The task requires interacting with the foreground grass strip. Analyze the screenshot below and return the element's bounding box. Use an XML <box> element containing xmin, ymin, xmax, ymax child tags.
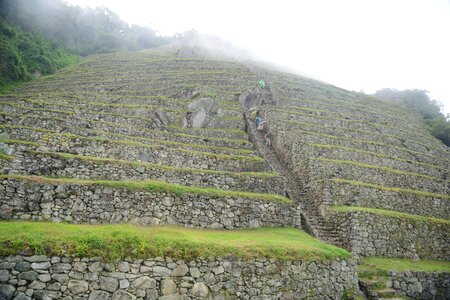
<box><xmin>329</xmin><ymin>206</ymin><xmax>450</xmax><ymax>225</ymax></box>
<box><xmin>330</xmin><ymin>178</ymin><xmax>450</xmax><ymax>200</ymax></box>
<box><xmin>0</xmin><ymin>222</ymin><xmax>350</xmax><ymax>261</ymax></box>
<box><xmin>315</xmin><ymin>158</ymin><xmax>447</xmax><ymax>182</ymax></box>
<box><xmin>359</xmin><ymin>257</ymin><xmax>450</xmax><ymax>274</ymax></box>
<box><xmin>1</xmin><ymin>174</ymin><xmax>291</xmax><ymax>203</ymax></box>
<box><xmin>30</xmin><ymin>150</ymin><xmax>279</xmax><ymax>178</ymax></box>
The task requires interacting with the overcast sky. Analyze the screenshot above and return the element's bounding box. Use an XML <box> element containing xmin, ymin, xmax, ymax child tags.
<box><xmin>65</xmin><ymin>0</ymin><xmax>450</xmax><ymax>115</ymax></box>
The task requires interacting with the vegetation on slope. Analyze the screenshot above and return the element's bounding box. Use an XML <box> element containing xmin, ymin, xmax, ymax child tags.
<box><xmin>358</xmin><ymin>257</ymin><xmax>450</xmax><ymax>278</ymax></box>
<box><xmin>0</xmin><ymin>174</ymin><xmax>291</xmax><ymax>203</ymax></box>
<box><xmin>0</xmin><ymin>222</ymin><xmax>351</xmax><ymax>261</ymax></box>
<box><xmin>0</xmin><ymin>16</ymin><xmax>77</xmax><ymax>89</ymax></box>
<box><xmin>374</xmin><ymin>89</ymin><xmax>450</xmax><ymax>146</ymax></box>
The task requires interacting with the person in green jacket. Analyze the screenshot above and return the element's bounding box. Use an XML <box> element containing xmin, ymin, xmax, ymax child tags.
<box><xmin>259</xmin><ymin>79</ymin><xmax>266</xmax><ymax>89</ymax></box>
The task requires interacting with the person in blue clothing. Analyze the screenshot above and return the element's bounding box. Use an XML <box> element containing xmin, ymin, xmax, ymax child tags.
<box><xmin>255</xmin><ymin>115</ymin><xmax>262</xmax><ymax>127</ymax></box>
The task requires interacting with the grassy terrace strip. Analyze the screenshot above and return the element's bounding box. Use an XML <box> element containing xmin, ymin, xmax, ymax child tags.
<box><xmin>1</xmin><ymin>99</ymin><xmax>188</xmax><ymax>119</ymax></box>
<box><xmin>273</xmin><ymin>108</ymin><xmax>442</xmax><ymax>148</ymax></box>
<box><xmin>51</xmin><ymin>133</ymin><xmax>262</xmax><ymax>162</ymax></box>
<box><xmin>329</xmin><ymin>178</ymin><xmax>450</xmax><ymax>200</ymax></box>
<box><xmin>284</xmin><ymin>104</ymin><xmax>427</xmax><ymax>134</ymax></box>
<box><xmin>0</xmin><ymin>174</ymin><xmax>291</xmax><ymax>203</ymax></box>
<box><xmin>280</xmin><ymin>97</ymin><xmax>412</xmax><ymax>119</ymax></box>
<box><xmin>0</xmin><ymin>222</ymin><xmax>350</xmax><ymax>261</ymax></box>
<box><xmin>167</xmin><ymin>125</ymin><xmax>246</xmax><ymax>135</ymax></box>
<box><xmin>28</xmin><ymin>150</ymin><xmax>279</xmax><ymax>178</ymax></box>
<box><xmin>329</xmin><ymin>206</ymin><xmax>450</xmax><ymax>225</ymax></box>
<box><xmin>358</xmin><ymin>257</ymin><xmax>450</xmax><ymax>276</ymax></box>
<box><xmin>0</xmin><ymin>152</ymin><xmax>14</xmax><ymax>160</ymax></box>
<box><xmin>0</xmin><ymin>111</ymin><xmax>252</xmax><ymax>147</ymax></box>
<box><xmin>287</xmin><ymin>128</ymin><xmax>449</xmax><ymax>164</ymax></box>
<box><xmin>304</xmin><ymin>143</ymin><xmax>445</xmax><ymax>171</ymax></box>
<box><xmin>315</xmin><ymin>158</ymin><xmax>448</xmax><ymax>182</ymax></box>
<box><xmin>0</xmin><ymin>136</ymin><xmax>260</xmax><ymax>163</ymax></box>
<box><xmin>0</xmin><ymin>124</ymin><xmax>253</xmax><ymax>155</ymax></box>
<box><xmin>0</xmin><ymin>102</ymin><xmax>76</xmax><ymax>115</ymax></box>
<box><xmin>0</xmin><ymin>139</ymin><xmax>40</xmax><ymax>147</ymax></box>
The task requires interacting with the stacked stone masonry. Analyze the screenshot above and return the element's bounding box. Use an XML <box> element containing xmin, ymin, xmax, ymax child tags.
<box><xmin>0</xmin><ymin>179</ymin><xmax>300</xmax><ymax>230</ymax></box>
<box><xmin>328</xmin><ymin>211</ymin><xmax>449</xmax><ymax>260</ymax></box>
<box><xmin>0</xmin><ymin>255</ymin><xmax>359</xmax><ymax>300</ymax></box>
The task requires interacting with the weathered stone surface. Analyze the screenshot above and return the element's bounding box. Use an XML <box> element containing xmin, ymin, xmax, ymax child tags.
<box><xmin>132</xmin><ymin>276</ymin><xmax>156</xmax><ymax>289</ymax></box>
<box><xmin>17</xmin><ymin>271</ymin><xmax>37</xmax><ymax>282</ymax></box>
<box><xmin>144</xmin><ymin>288</ymin><xmax>158</xmax><ymax>300</ymax></box>
<box><xmin>14</xmin><ymin>262</ymin><xmax>31</xmax><ymax>272</ymax></box>
<box><xmin>161</xmin><ymin>279</ymin><xmax>177</xmax><ymax>295</ymax></box>
<box><xmin>0</xmin><ymin>270</ymin><xmax>9</xmax><ymax>282</ymax></box>
<box><xmin>88</xmin><ymin>290</ymin><xmax>110</xmax><ymax>300</ymax></box>
<box><xmin>0</xmin><ymin>284</ymin><xmax>15</xmax><ymax>299</ymax></box>
<box><xmin>153</xmin><ymin>266</ymin><xmax>171</xmax><ymax>277</ymax></box>
<box><xmin>117</xmin><ymin>262</ymin><xmax>130</xmax><ymax>273</ymax></box>
<box><xmin>171</xmin><ymin>265</ymin><xmax>189</xmax><ymax>277</ymax></box>
<box><xmin>192</xmin><ymin>282</ymin><xmax>209</xmax><ymax>298</ymax></box>
<box><xmin>31</xmin><ymin>261</ymin><xmax>51</xmax><ymax>270</ymax></box>
<box><xmin>68</xmin><ymin>280</ymin><xmax>89</xmax><ymax>294</ymax></box>
<box><xmin>112</xmin><ymin>290</ymin><xmax>136</xmax><ymax>300</ymax></box>
<box><xmin>99</xmin><ymin>276</ymin><xmax>118</xmax><ymax>293</ymax></box>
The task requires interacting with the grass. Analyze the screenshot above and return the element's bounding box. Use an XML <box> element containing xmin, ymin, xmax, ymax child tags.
<box><xmin>0</xmin><ymin>222</ymin><xmax>351</xmax><ymax>261</ymax></box>
<box><xmin>330</xmin><ymin>178</ymin><xmax>450</xmax><ymax>200</ymax></box>
<box><xmin>286</xmin><ymin>128</ymin><xmax>448</xmax><ymax>163</ymax></box>
<box><xmin>0</xmin><ymin>124</ymin><xmax>254</xmax><ymax>155</ymax></box>
<box><xmin>0</xmin><ymin>139</ymin><xmax>40</xmax><ymax>147</ymax></box>
<box><xmin>329</xmin><ymin>206</ymin><xmax>450</xmax><ymax>225</ymax></box>
<box><xmin>1</xmin><ymin>174</ymin><xmax>291</xmax><ymax>203</ymax></box>
<box><xmin>358</xmin><ymin>257</ymin><xmax>450</xmax><ymax>278</ymax></box>
<box><xmin>30</xmin><ymin>150</ymin><xmax>279</xmax><ymax>178</ymax></box>
<box><xmin>315</xmin><ymin>157</ymin><xmax>446</xmax><ymax>182</ymax></box>
<box><xmin>303</xmin><ymin>142</ymin><xmax>445</xmax><ymax>171</ymax></box>
<box><xmin>0</xmin><ymin>152</ymin><xmax>14</xmax><ymax>160</ymax></box>
<box><xmin>275</xmin><ymin>108</ymin><xmax>443</xmax><ymax>149</ymax></box>
<box><xmin>285</xmin><ymin>119</ymin><xmax>446</xmax><ymax>156</ymax></box>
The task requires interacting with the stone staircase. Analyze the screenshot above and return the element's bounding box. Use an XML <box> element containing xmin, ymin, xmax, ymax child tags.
<box><xmin>243</xmin><ymin>103</ymin><xmax>345</xmax><ymax>247</ymax></box>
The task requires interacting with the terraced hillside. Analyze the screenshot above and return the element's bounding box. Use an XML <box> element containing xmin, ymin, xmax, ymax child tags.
<box><xmin>252</xmin><ymin>66</ymin><xmax>449</xmax><ymax>260</ymax></box>
<box><xmin>0</xmin><ymin>49</ymin><xmax>448</xmax><ymax>299</ymax></box>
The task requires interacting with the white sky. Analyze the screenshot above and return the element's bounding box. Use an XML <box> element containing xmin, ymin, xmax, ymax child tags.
<box><xmin>64</xmin><ymin>0</ymin><xmax>450</xmax><ymax>115</ymax></box>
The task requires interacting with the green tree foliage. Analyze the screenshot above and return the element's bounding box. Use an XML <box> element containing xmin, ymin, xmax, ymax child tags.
<box><xmin>0</xmin><ymin>16</ymin><xmax>77</xmax><ymax>89</ymax></box>
<box><xmin>374</xmin><ymin>88</ymin><xmax>450</xmax><ymax>146</ymax></box>
<box><xmin>0</xmin><ymin>0</ymin><xmax>165</xmax><ymax>56</ymax></box>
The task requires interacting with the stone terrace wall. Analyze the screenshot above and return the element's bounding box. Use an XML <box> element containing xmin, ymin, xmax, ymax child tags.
<box><xmin>320</xmin><ymin>180</ymin><xmax>448</xmax><ymax>219</ymax></box>
<box><xmin>2</xmin><ymin>151</ymin><xmax>285</xmax><ymax>196</ymax></box>
<box><xmin>0</xmin><ymin>255</ymin><xmax>359</xmax><ymax>300</ymax></box>
<box><xmin>328</xmin><ymin>211</ymin><xmax>449</xmax><ymax>260</ymax></box>
<box><xmin>0</xmin><ymin>179</ymin><xmax>300</xmax><ymax>230</ymax></box>
<box><xmin>388</xmin><ymin>271</ymin><xmax>450</xmax><ymax>300</ymax></box>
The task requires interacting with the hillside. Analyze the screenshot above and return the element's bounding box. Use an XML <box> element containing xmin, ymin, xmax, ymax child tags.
<box><xmin>0</xmin><ymin>49</ymin><xmax>449</xmax><ymax>299</ymax></box>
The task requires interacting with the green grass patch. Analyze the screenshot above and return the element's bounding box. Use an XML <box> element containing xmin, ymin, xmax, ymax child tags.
<box><xmin>30</xmin><ymin>150</ymin><xmax>278</xmax><ymax>178</ymax></box>
<box><xmin>0</xmin><ymin>222</ymin><xmax>350</xmax><ymax>261</ymax></box>
<box><xmin>0</xmin><ymin>124</ymin><xmax>56</xmax><ymax>133</ymax></box>
<box><xmin>0</xmin><ymin>101</ymin><xmax>76</xmax><ymax>115</ymax></box>
<box><xmin>284</xmin><ymin>119</ymin><xmax>446</xmax><ymax>157</ymax></box>
<box><xmin>315</xmin><ymin>158</ymin><xmax>446</xmax><ymax>182</ymax></box>
<box><xmin>359</xmin><ymin>257</ymin><xmax>450</xmax><ymax>275</ymax></box>
<box><xmin>0</xmin><ymin>139</ymin><xmax>40</xmax><ymax>147</ymax></box>
<box><xmin>329</xmin><ymin>206</ymin><xmax>450</xmax><ymax>225</ymax></box>
<box><xmin>286</xmin><ymin>128</ymin><xmax>448</xmax><ymax>163</ymax></box>
<box><xmin>304</xmin><ymin>142</ymin><xmax>444</xmax><ymax>171</ymax></box>
<box><xmin>330</xmin><ymin>178</ymin><xmax>450</xmax><ymax>200</ymax></box>
<box><xmin>1</xmin><ymin>174</ymin><xmax>291</xmax><ymax>203</ymax></box>
<box><xmin>0</xmin><ymin>152</ymin><xmax>14</xmax><ymax>160</ymax></box>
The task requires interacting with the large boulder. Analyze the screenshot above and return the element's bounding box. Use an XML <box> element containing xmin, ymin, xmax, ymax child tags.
<box><xmin>183</xmin><ymin>98</ymin><xmax>218</xmax><ymax>128</ymax></box>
